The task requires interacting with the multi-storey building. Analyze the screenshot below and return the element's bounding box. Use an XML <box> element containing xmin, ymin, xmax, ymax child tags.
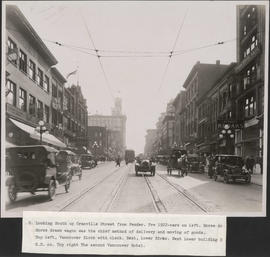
<box><xmin>153</xmin><ymin>112</ymin><xmax>165</xmax><ymax>155</ymax></box>
<box><xmin>234</xmin><ymin>5</ymin><xmax>265</xmax><ymax>163</ymax></box>
<box><xmin>160</xmin><ymin>100</ymin><xmax>175</xmax><ymax>153</ymax></box>
<box><xmin>181</xmin><ymin>60</ymin><xmax>230</xmax><ymax>152</ymax></box>
<box><xmin>196</xmin><ymin>63</ymin><xmax>236</xmax><ymax>154</ymax></box>
<box><xmin>88</xmin><ymin>97</ymin><xmax>126</xmax><ymax>156</ymax></box>
<box><xmin>173</xmin><ymin>90</ymin><xmax>186</xmax><ymax>147</ymax></box>
<box><xmin>5</xmin><ymin>5</ymin><xmax>65</xmax><ymax>148</ymax></box>
<box><xmin>144</xmin><ymin>129</ymin><xmax>157</xmax><ymax>158</ymax></box>
<box><xmin>87</xmin><ymin>126</ymin><xmax>107</xmax><ymax>156</ymax></box>
<box><xmin>63</xmin><ymin>84</ymin><xmax>88</xmax><ymax>149</ymax></box>
<box><xmin>50</xmin><ymin>67</ymin><xmax>66</xmax><ymax>142</ymax></box>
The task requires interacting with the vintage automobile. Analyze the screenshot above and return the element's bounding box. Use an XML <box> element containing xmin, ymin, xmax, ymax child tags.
<box><xmin>135</xmin><ymin>159</ymin><xmax>156</xmax><ymax>176</ymax></box>
<box><xmin>80</xmin><ymin>154</ymin><xmax>96</xmax><ymax>169</ymax></box>
<box><xmin>213</xmin><ymin>154</ymin><xmax>251</xmax><ymax>184</ymax></box>
<box><xmin>5</xmin><ymin>145</ymin><xmax>72</xmax><ymax>202</ymax></box>
<box><xmin>167</xmin><ymin>149</ymin><xmax>187</xmax><ymax>176</ymax></box>
<box><xmin>187</xmin><ymin>154</ymin><xmax>205</xmax><ymax>173</ymax></box>
<box><xmin>57</xmin><ymin>150</ymin><xmax>82</xmax><ymax>180</ymax></box>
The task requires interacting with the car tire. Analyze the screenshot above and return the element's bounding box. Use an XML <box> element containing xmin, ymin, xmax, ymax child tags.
<box><xmin>224</xmin><ymin>175</ymin><xmax>229</xmax><ymax>184</ymax></box>
<box><xmin>214</xmin><ymin>174</ymin><xmax>217</xmax><ymax>181</ymax></box>
<box><xmin>8</xmin><ymin>184</ymin><xmax>17</xmax><ymax>202</ymax></box>
<box><xmin>246</xmin><ymin>175</ymin><xmax>251</xmax><ymax>184</ymax></box>
<box><xmin>135</xmin><ymin>171</ymin><xmax>138</xmax><ymax>176</ymax></box>
<box><xmin>65</xmin><ymin>179</ymin><xmax>71</xmax><ymax>193</ymax></box>
<box><xmin>48</xmin><ymin>180</ymin><xmax>56</xmax><ymax>201</ymax></box>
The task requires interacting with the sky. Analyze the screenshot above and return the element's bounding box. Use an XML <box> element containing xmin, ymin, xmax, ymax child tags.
<box><xmin>7</xmin><ymin>1</ymin><xmax>243</xmax><ymax>154</ymax></box>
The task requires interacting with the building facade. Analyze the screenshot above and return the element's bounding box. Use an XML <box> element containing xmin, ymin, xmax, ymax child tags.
<box><xmin>63</xmin><ymin>84</ymin><xmax>88</xmax><ymax>149</ymax></box>
<box><xmin>196</xmin><ymin>63</ymin><xmax>237</xmax><ymax>155</ymax></box>
<box><xmin>5</xmin><ymin>5</ymin><xmax>65</xmax><ymax>148</ymax></box>
<box><xmin>234</xmin><ymin>5</ymin><xmax>265</xmax><ymax>164</ymax></box>
<box><xmin>88</xmin><ymin>97</ymin><xmax>127</xmax><ymax>157</ymax></box>
<box><xmin>181</xmin><ymin>61</ymin><xmax>230</xmax><ymax>153</ymax></box>
<box><xmin>144</xmin><ymin>129</ymin><xmax>157</xmax><ymax>158</ymax></box>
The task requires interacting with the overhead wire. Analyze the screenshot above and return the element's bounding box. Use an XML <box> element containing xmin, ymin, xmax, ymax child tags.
<box><xmin>156</xmin><ymin>9</ymin><xmax>189</xmax><ymax>93</ymax></box>
<box><xmin>79</xmin><ymin>9</ymin><xmax>115</xmax><ymax>99</ymax></box>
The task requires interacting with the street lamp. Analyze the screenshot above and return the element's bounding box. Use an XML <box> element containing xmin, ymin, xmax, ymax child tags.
<box><xmin>36</xmin><ymin>120</ymin><xmax>49</xmax><ymax>145</ymax></box>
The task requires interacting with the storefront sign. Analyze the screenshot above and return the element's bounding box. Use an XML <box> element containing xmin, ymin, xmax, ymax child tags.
<box><xmin>217</xmin><ymin>120</ymin><xmax>244</xmax><ymax>129</ymax></box>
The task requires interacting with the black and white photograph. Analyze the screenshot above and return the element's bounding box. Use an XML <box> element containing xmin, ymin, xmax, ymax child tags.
<box><xmin>1</xmin><ymin>0</ymin><xmax>268</xmax><ymax>219</ymax></box>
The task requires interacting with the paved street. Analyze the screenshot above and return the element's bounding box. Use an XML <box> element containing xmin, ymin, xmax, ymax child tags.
<box><xmin>4</xmin><ymin>162</ymin><xmax>262</xmax><ymax>217</ymax></box>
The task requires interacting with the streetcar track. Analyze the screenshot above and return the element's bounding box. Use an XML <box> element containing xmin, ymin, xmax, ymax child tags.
<box><xmin>102</xmin><ymin>165</ymin><xmax>130</xmax><ymax>212</ymax></box>
<box><xmin>143</xmin><ymin>174</ymin><xmax>167</xmax><ymax>213</ymax></box>
<box><xmin>59</xmin><ymin>165</ymin><xmax>124</xmax><ymax>211</ymax></box>
<box><xmin>156</xmin><ymin>173</ymin><xmax>208</xmax><ymax>213</ymax></box>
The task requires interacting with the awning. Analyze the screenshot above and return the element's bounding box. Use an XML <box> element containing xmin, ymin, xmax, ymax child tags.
<box><xmin>6</xmin><ymin>141</ymin><xmax>16</xmax><ymax>148</ymax></box>
<box><xmin>9</xmin><ymin>118</ymin><xmax>66</xmax><ymax>148</ymax></box>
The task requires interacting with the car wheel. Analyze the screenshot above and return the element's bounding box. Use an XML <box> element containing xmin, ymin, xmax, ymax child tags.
<box><xmin>246</xmin><ymin>175</ymin><xmax>251</xmax><ymax>184</ymax></box>
<box><xmin>224</xmin><ymin>175</ymin><xmax>229</xmax><ymax>184</ymax></box>
<box><xmin>48</xmin><ymin>180</ymin><xmax>56</xmax><ymax>200</ymax></box>
<box><xmin>136</xmin><ymin>171</ymin><xmax>138</xmax><ymax>176</ymax></box>
<box><xmin>214</xmin><ymin>174</ymin><xmax>217</xmax><ymax>181</ymax></box>
<box><xmin>65</xmin><ymin>179</ymin><xmax>71</xmax><ymax>193</ymax></box>
<box><xmin>8</xmin><ymin>184</ymin><xmax>17</xmax><ymax>202</ymax></box>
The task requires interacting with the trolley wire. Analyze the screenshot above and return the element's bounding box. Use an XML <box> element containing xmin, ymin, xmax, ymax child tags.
<box><xmin>79</xmin><ymin>10</ymin><xmax>115</xmax><ymax>99</ymax></box>
<box><xmin>157</xmin><ymin>9</ymin><xmax>189</xmax><ymax>93</ymax></box>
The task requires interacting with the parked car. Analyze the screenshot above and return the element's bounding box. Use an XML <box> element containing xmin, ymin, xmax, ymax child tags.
<box><xmin>187</xmin><ymin>154</ymin><xmax>205</xmax><ymax>173</ymax></box>
<box><xmin>213</xmin><ymin>154</ymin><xmax>250</xmax><ymax>184</ymax></box>
<box><xmin>5</xmin><ymin>145</ymin><xmax>72</xmax><ymax>202</ymax></box>
<box><xmin>135</xmin><ymin>159</ymin><xmax>156</xmax><ymax>176</ymax></box>
<box><xmin>57</xmin><ymin>150</ymin><xmax>82</xmax><ymax>180</ymax></box>
<box><xmin>80</xmin><ymin>154</ymin><xmax>96</xmax><ymax>169</ymax></box>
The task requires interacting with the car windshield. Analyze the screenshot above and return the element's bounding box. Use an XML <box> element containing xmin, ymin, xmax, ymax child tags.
<box><xmin>188</xmin><ymin>157</ymin><xmax>198</xmax><ymax>162</ymax></box>
<box><xmin>219</xmin><ymin>156</ymin><xmax>243</xmax><ymax>166</ymax></box>
<box><xmin>82</xmin><ymin>156</ymin><xmax>92</xmax><ymax>161</ymax></box>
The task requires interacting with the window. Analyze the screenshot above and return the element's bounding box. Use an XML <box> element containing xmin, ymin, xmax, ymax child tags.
<box><xmin>7</xmin><ymin>38</ymin><xmax>17</xmax><ymax>65</ymax></box>
<box><xmin>29</xmin><ymin>60</ymin><xmax>36</xmax><ymax>81</ymax></box>
<box><xmin>52</xmin><ymin>108</ymin><xmax>57</xmax><ymax>125</ymax></box>
<box><xmin>37</xmin><ymin>68</ymin><xmax>43</xmax><ymax>87</ymax></box>
<box><xmin>19</xmin><ymin>50</ymin><xmax>27</xmax><ymax>73</ymax></box>
<box><xmin>45</xmin><ymin>105</ymin><xmax>50</xmax><ymax>123</ymax></box>
<box><xmin>244</xmin><ymin>96</ymin><xmax>256</xmax><ymax>118</ymax></box>
<box><xmin>29</xmin><ymin>95</ymin><xmax>36</xmax><ymax>115</ymax></box>
<box><xmin>243</xmin><ymin>25</ymin><xmax>247</xmax><ymax>36</ymax></box>
<box><xmin>19</xmin><ymin>88</ymin><xmax>27</xmax><ymax>111</ymax></box>
<box><xmin>37</xmin><ymin>100</ymin><xmax>43</xmax><ymax>119</ymax></box>
<box><xmin>44</xmin><ymin>75</ymin><xmax>50</xmax><ymax>92</ymax></box>
<box><xmin>52</xmin><ymin>83</ymin><xmax>57</xmax><ymax>98</ymax></box>
<box><xmin>6</xmin><ymin>80</ymin><xmax>16</xmax><ymax>106</ymax></box>
<box><xmin>228</xmin><ymin>84</ymin><xmax>233</xmax><ymax>97</ymax></box>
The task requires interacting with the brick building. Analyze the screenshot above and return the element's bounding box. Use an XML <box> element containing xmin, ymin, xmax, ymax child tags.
<box><xmin>5</xmin><ymin>5</ymin><xmax>65</xmax><ymax>148</ymax></box>
<box><xmin>181</xmin><ymin>61</ymin><xmax>230</xmax><ymax>153</ymax></box>
<box><xmin>234</xmin><ymin>5</ymin><xmax>265</xmax><ymax>163</ymax></box>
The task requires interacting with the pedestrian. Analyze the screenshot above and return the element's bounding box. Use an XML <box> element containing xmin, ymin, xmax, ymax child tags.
<box><xmin>181</xmin><ymin>154</ymin><xmax>188</xmax><ymax>176</ymax></box>
<box><xmin>116</xmin><ymin>156</ymin><xmax>121</xmax><ymax>167</ymax></box>
<box><xmin>249</xmin><ymin>156</ymin><xmax>255</xmax><ymax>174</ymax></box>
<box><xmin>208</xmin><ymin>154</ymin><xmax>214</xmax><ymax>178</ymax></box>
<box><xmin>245</xmin><ymin>156</ymin><xmax>252</xmax><ymax>173</ymax></box>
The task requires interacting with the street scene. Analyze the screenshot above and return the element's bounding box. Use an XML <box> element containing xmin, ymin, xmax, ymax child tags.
<box><xmin>4</xmin><ymin>161</ymin><xmax>262</xmax><ymax>217</ymax></box>
<box><xmin>2</xmin><ymin>2</ymin><xmax>267</xmax><ymax>217</ymax></box>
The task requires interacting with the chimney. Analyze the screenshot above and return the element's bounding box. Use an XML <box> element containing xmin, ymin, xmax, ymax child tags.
<box><xmin>216</xmin><ymin>60</ymin><xmax>220</xmax><ymax>65</ymax></box>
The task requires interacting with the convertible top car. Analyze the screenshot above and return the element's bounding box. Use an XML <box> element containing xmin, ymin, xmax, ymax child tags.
<box><xmin>135</xmin><ymin>159</ymin><xmax>156</xmax><ymax>176</ymax></box>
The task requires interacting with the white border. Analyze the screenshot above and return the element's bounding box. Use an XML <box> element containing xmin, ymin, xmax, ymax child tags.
<box><xmin>1</xmin><ymin>0</ymin><xmax>269</xmax><ymax>218</ymax></box>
